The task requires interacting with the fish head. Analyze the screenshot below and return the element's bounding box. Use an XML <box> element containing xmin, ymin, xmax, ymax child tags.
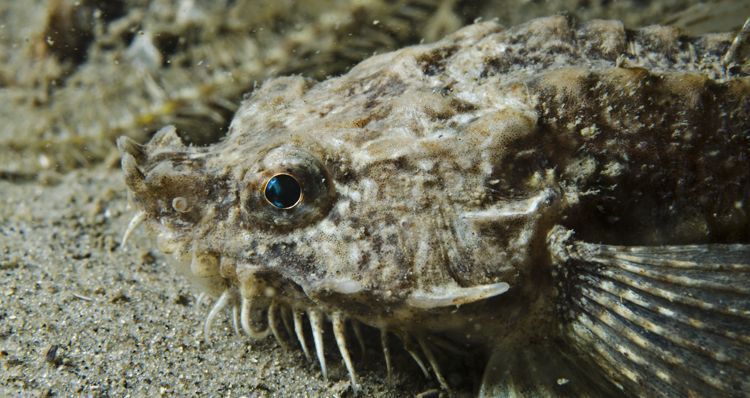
<box><xmin>119</xmin><ymin>66</ymin><xmax>553</xmax><ymax>336</ymax></box>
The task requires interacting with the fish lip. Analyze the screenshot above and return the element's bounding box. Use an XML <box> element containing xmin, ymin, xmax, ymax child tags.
<box><xmin>238</xmin><ymin>266</ymin><xmax>317</xmax><ymax>309</ymax></box>
<box><xmin>238</xmin><ymin>264</ymin><xmax>379</xmax><ymax>313</ymax></box>
<box><xmin>306</xmin><ymin>277</ymin><xmax>365</xmax><ymax>295</ymax></box>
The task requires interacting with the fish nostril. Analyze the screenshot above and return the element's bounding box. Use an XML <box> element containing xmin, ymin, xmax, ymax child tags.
<box><xmin>121</xmin><ymin>153</ymin><xmax>147</xmax><ymax>193</ymax></box>
<box><xmin>116</xmin><ymin>136</ymin><xmax>146</xmax><ymax>163</ymax></box>
<box><xmin>172</xmin><ymin>196</ymin><xmax>190</xmax><ymax>212</ymax></box>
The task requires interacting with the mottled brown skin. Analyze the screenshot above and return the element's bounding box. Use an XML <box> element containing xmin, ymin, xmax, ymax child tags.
<box><xmin>531</xmin><ymin>68</ymin><xmax>750</xmax><ymax>246</ymax></box>
<box><xmin>120</xmin><ymin>16</ymin><xmax>750</xmax><ymax>396</ymax></box>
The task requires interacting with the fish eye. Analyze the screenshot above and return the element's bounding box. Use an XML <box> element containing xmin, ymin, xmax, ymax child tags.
<box><xmin>241</xmin><ymin>146</ymin><xmax>334</xmax><ymax>227</ymax></box>
<box><xmin>263</xmin><ymin>173</ymin><xmax>302</xmax><ymax>209</ymax></box>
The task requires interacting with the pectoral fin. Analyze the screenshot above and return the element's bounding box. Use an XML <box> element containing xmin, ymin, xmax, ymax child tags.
<box><xmin>548</xmin><ymin>226</ymin><xmax>750</xmax><ymax>397</ymax></box>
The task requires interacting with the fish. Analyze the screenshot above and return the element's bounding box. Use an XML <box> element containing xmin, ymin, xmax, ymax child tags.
<box><xmin>118</xmin><ymin>15</ymin><xmax>750</xmax><ymax>397</ymax></box>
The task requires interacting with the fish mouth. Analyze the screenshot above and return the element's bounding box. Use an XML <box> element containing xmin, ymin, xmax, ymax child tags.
<box><xmin>119</xmin><ymin>218</ymin><xmax>454</xmax><ymax>391</ymax></box>
<box><xmin>143</xmin><ymin>227</ymin><xmax>470</xmax><ymax>392</ymax></box>
<box><xmin>189</xmin><ymin>252</ymin><xmax>509</xmax><ymax>393</ymax></box>
<box><xmin>199</xmin><ymin>270</ymin><xmax>464</xmax><ymax>393</ymax></box>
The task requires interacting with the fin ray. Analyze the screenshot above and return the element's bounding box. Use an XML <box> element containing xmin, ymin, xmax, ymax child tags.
<box><xmin>580</xmin><ymin>271</ymin><xmax>750</xmax><ymax>345</ymax></box>
<box><xmin>578</xmin><ymin>289</ymin><xmax>748</xmax><ymax>393</ymax></box>
<box><xmin>595</xmin><ymin>266</ymin><xmax>750</xmax><ymax>317</ymax></box>
<box><xmin>576</xmin><ymin>242</ymin><xmax>750</xmax><ymax>294</ymax></box>
<box><xmin>550</xmin><ymin>227</ymin><xmax>750</xmax><ymax>397</ymax></box>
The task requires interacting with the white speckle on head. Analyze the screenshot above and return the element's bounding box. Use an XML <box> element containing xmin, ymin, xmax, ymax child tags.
<box><xmin>334</xmin><ymin>199</ymin><xmax>351</xmax><ymax>215</ymax></box>
<box><xmin>327</xmin><ymin>137</ymin><xmax>347</xmax><ymax>149</ymax></box>
<box><xmin>360</xmin><ymin>178</ymin><xmax>379</xmax><ymax>201</ymax></box>
<box><xmin>228</xmin><ymin>208</ymin><xmax>241</xmax><ymax>224</ymax></box>
<box><xmin>580</xmin><ymin>125</ymin><xmax>599</xmax><ymax>139</ymax></box>
<box><xmin>318</xmin><ymin>219</ymin><xmax>340</xmax><ymax>237</ymax></box>
<box><xmin>335</xmin><ymin>183</ymin><xmax>361</xmax><ymax>203</ymax></box>
<box><xmin>417</xmin><ymin>159</ymin><xmax>435</xmax><ymax>172</ymax></box>
<box><xmin>240</xmin><ymin>231</ymin><xmax>253</xmax><ymax>243</ymax></box>
<box><xmin>348</xmin><ymin>245</ymin><xmax>362</xmax><ymax>265</ymax></box>
<box><xmin>38</xmin><ymin>154</ymin><xmax>52</xmax><ymax>169</ymax></box>
<box><xmin>414</xmin><ymin>234</ymin><xmax>431</xmax><ymax>275</ymax></box>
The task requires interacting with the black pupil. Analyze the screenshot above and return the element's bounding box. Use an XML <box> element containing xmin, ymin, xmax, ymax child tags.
<box><xmin>264</xmin><ymin>174</ymin><xmax>301</xmax><ymax>209</ymax></box>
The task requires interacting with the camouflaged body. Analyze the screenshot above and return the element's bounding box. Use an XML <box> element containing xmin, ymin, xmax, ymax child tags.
<box><xmin>120</xmin><ymin>15</ymin><xmax>750</xmax><ymax>395</ymax></box>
